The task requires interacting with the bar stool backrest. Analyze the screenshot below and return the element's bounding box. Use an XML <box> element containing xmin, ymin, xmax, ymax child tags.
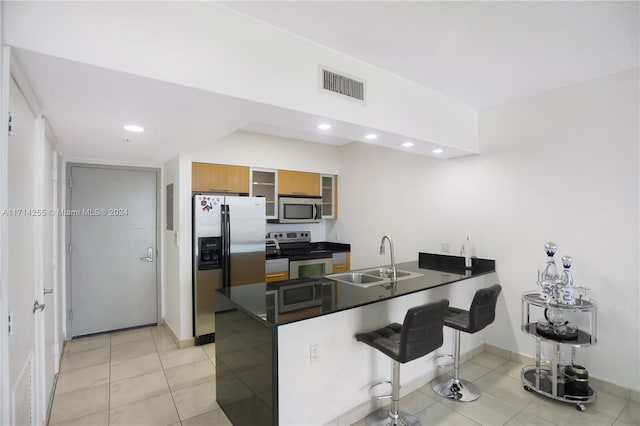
<box><xmin>468</xmin><ymin>284</ymin><xmax>502</xmax><ymax>333</ymax></box>
<box><xmin>400</xmin><ymin>299</ymin><xmax>450</xmax><ymax>362</ymax></box>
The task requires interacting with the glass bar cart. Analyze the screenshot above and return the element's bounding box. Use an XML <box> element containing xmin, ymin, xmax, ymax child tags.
<box><xmin>521</xmin><ymin>292</ymin><xmax>597</xmax><ymax>411</ymax></box>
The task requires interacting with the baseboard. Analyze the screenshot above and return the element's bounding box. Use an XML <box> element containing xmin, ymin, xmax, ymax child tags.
<box><xmin>161</xmin><ymin>321</ymin><xmax>194</xmax><ymax>349</ymax></box>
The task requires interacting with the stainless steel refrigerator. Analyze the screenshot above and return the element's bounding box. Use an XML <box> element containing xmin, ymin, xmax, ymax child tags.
<box><xmin>193</xmin><ymin>194</ymin><xmax>265</xmax><ymax>345</ymax></box>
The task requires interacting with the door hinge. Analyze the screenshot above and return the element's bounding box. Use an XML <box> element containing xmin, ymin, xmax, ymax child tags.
<box><xmin>69</xmin><ymin>175</ymin><xmax>73</xmax><ymax>188</ymax></box>
<box><xmin>52</xmin><ymin>169</ymin><xmax>58</xmax><ymax>182</ymax></box>
<box><xmin>68</xmin><ymin>310</ymin><xmax>73</xmax><ymax>321</ymax></box>
<box><xmin>8</xmin><ymin>312</ymin><xmax>12</xmax><ymax>334</ymax></box>
<box><xmin>8</xmin><ymin>112</ymin><xmax>14</xmax><ymax>135</ymax></box>
<box><xmin>68</xmin><ymin>243</ymin><xmax>72</xmax><ymax>254</ymax></box>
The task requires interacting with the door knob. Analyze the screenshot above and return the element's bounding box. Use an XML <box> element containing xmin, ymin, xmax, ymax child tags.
<box><xmin>33</xmin><ymin>300</ymin><xmax>45</xmax><ymax>313</ymax></box>
<box><xmin>44</xmin><ymin>288</ymin><xmax>53</xmax><ymax>295</ymax></box>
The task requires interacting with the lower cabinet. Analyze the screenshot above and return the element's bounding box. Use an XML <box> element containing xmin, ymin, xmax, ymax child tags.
<box><xmin>266</xmin><ymin>258</ymin><xmax>289</xmax><ymax>282</ymax></box>
<box><xmin>331</xmin><ymin>252</ymin><xmax>350</xmax><ymax>273</ymax></box>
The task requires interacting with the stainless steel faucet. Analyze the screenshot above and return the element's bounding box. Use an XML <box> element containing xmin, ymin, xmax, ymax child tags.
<box><xmin>379</xmin><ymin>235</ymin><xmax>397</xmax><ymax>280</ymax></box>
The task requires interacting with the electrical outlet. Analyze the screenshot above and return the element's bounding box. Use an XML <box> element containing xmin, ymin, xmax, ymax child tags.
<box><xmin>441</xmin><ymin>242</ymin><xmax>450</xmax><ymax>253</ymax></box>
<box><xmin>310</xmin><ymin>344</ymin><xmax>319</xmax><ymax>364</ymax></box>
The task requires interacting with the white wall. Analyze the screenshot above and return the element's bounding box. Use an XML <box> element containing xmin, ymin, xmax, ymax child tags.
<box><xmin>331</xmin><ymin>69</ymin><xmax>639</xmax><ymax>391</ymax></box>
<box><xmin>162</xmin><ymin>153</ymin><xmax>194</xmax><ymax>342</ymax></box>
<box><xmin>4</xmin><ymin>2</ymin><xmax>478</xmax><ymax>154</ymax></box>
<box><xmin>162</xmin><ymin>155</ymin><xmax>180</xmax><ymax>337</ymax></box>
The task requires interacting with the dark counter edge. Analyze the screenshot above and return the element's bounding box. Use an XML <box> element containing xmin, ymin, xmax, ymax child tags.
<box><xmin>217</xmin><ymin>254</ymin><xmax>496</xmax><ymax>327</ymax></box>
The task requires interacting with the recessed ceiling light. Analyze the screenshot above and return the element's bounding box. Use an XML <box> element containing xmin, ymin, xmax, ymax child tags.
<box><xmin>124</xmin><ymin>124</ymin><xmax>144</xmax><ymax>133</ymax></box>
<box><xmin>402</xmin><ymin>141</ymin><xmax>415</xmax><ymax>147</ymax></box>
<box><xmin>317</xmin><ymin>123</ymin><xmax>332</xmax><ymax>130</ymax></box>
<box><xmin>365</xmin><ymin>133</ymin><xmax>378</xmax><ymax>140</ymax></box>
<box><xmin>432</xmin><ymin>149</ymin><xmax>444</xmax><ymax>154</ymax></box>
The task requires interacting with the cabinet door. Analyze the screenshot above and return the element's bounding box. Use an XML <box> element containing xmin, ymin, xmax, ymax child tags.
<box><xmin>278</xmin><ymin>170</ymin><xmax>321</xmax><ymax>196</ymax></box>
<box><xmin>192</xmin><ymin>162</ymin><xmax>249</xmax><ymax>193</ymax></box>
<box><xmin>250</xmin><ymin>168</ymin><xmax>278</xmax><ymax>219</ymax></box>
<box><xmin>331</xmin><ymin>252</ymin><xmax>350</xmax><ymax>273</ymax></box>
<box><xmin>321</xmin><ymin>175</ymin><xmax>338</xmax><ymax>218</ymax></box>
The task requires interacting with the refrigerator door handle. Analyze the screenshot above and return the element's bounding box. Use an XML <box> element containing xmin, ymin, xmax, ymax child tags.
<box><xmin>222</xmin><ymin>205</ymin><xmax>231</xmax><ymax>287</ymax></box>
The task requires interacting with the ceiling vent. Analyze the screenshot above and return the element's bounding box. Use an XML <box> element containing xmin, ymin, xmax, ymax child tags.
<box><xmin>320</xmin><ymin>66</ymin><xmax>365</xmax><ymax>103</ymax></box>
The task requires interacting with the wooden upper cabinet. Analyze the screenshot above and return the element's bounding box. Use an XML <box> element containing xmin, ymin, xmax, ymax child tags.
<box><xmin>278</xmin><ymin>170</ymin><xmax>321</xmax><ymax>196</ymax></box>
<box><xmin>321</xmin><ymin>174</ymin><xmax>338</xmax><ymax>218</ymax></box>
<box><xmin>192</xmin><ymin>162</ymin><xmax>250</xmax><ymax>194</ymax></box>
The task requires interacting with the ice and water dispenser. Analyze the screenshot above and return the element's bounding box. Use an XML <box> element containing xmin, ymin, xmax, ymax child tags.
<box><xmin>198</xmin><ymin>237</ymin><xmax>222</xmax><ymax>270</ymax></box>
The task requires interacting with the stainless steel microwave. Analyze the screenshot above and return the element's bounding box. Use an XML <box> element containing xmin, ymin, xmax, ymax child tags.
<box><xmin>277</xmin><ymin>196</ymin><xmax>322</xmax><ymax>223</ymax></box>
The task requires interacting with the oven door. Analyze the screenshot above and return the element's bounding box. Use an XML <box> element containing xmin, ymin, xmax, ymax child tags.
<box><xmin>289</xmin><ymin>257</ymin><xmax>332</xmax><ymax>279</ymax></box>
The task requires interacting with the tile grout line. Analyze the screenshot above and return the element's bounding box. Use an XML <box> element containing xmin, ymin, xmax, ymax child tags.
<box><xmin>153</xmin><ymin>327</ymin><xmax>183</xmax><ymax>424</ymax></box>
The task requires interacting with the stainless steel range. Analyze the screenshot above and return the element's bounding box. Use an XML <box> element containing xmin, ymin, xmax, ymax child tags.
<box><xmin>267</xmin><ymin>231</ymin><xmax>333</xmax><ymax>279</ymax></box>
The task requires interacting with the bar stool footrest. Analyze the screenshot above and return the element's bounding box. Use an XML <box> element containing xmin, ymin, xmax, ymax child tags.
<box><xmin>435</xmin><ymin>354</ymin><xmax>454</xmax><ymax>368</ymax></box>
<box><xmin>369</xmin><ymin>380</ymin><xmax>393</xmax><ymax>399</ymax></box>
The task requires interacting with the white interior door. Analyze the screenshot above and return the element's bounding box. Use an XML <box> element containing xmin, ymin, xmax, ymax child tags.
<box><xmin>6</xmin><ymin>75</ymin><xmax>38</xmax><ymax>426</ymax></box>
<box><xmin>69</xmin><ymin>166</ymin><xmax>158</xmax><ymax>337</ymax></box>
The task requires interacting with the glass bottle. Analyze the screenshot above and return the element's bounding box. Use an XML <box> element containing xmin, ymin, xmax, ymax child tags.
<box><xmin>561</xmin><ymin>255</ymin><xmax>574</xmax><ymax>287</ymax></box>
<box><xmin>542</xmin><ymin>242</ymin><xmax>558</xmax><ymax>281</ymax></box>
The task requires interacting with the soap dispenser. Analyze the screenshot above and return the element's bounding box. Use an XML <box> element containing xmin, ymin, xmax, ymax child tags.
<box><xmin>463</xmin><ymin>236</ymin><xmax>472</xmax><ymax>269</ymax></box>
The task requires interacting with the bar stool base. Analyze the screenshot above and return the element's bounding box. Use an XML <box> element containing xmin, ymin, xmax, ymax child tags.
<box><xmin>364</xmin><ymin>407</ymin><xmax>420</xmax><ymax>426</ymax></box>
<box><xmin>432</xmin><ymin>375</ymin><xmax>480</xmax><ymax>402</ymax></box>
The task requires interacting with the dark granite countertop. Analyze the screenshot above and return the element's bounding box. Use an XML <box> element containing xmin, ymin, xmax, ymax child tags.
<box><xmin>216</xmin><ymin>254</ymin><xmax>495</xmax><ymax>326</ymax></box>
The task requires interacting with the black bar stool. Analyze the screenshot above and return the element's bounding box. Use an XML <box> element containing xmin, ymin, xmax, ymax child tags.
<box><xmin>431</xmin><ymin>284</ymin><xmax>502</xmax><ymax>402</ymax></box>
<box><xmin>355</xmin><ymin>299</ymin><xmax>449</xmax><ymax>426</ymax></box>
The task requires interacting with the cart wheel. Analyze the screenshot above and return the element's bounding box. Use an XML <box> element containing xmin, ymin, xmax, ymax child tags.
<box><xmin>576</xmin><ymin>404</ymin><xmax>585</xmax><ymax>412</ymax></box>
<box><xmin>523</xmin><ymin>385</ymin><xmax>530</xmax><ymax>392</ymax></box>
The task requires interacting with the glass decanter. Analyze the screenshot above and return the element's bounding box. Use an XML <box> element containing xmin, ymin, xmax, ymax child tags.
<box><xmin>542</xmin><ymin>242</ymin><xmax>558</xmax><ymax>281</ymax></box>
<box><xmin>561</xmin><ymin>255</ymin><xmax>574</xmax><ymax>287</ymax></box>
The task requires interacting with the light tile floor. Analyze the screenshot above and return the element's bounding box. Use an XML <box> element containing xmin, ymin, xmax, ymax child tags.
<box><xmin>50</xmin><ymin>327</ymin><xmax>639</xmax><ymax>426</ymax></box>
<box><xmin>353</xmin><ymin>352</ymin><xmax>639</xmax><ymax>426</ymax></box>
<box><xmin>49</xmin><ymin>325</ymin><xmax>231</xmax><ymax>426</ymax></box>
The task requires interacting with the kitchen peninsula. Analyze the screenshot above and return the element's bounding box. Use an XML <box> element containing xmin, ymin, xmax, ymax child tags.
<box><xmin>214</xmin><ymin>254</ymin><xmax>497</xmax><ymax>426</ymax></box>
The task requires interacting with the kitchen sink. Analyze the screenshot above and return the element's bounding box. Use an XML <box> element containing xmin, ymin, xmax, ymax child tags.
<box><xmin>327</xmin><ymin>272</ymin><xmax>385</xmax><ymax>287</ymax></box>
<box><xmin>360</xmin><ymin>268</ymin><xmax>412</xmax><ymax>279</ymax></box>
<box><xmin>327</xmin><ymin>269</ymin><xmax>424</xmax><ymax>287</ymax></box>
